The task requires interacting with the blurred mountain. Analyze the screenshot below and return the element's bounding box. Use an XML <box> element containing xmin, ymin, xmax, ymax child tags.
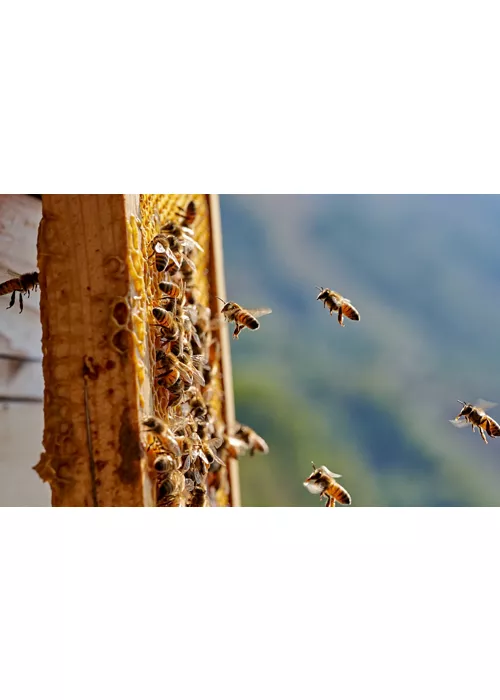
<box><xmin>219</xmin><ymin>195</ymin><xmax>500</xmax><ymax>507</ymax></box>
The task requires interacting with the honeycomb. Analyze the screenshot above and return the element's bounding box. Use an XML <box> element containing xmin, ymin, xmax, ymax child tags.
<box><xmin>138</xmin><ymin>195</ymin><xmax>230</xmax><ymax>507</ymax></box>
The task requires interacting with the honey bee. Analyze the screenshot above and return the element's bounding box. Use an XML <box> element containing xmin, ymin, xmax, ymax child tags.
<box><xmin>142</xmin><ymin>416</ymin><xmax>181</xmax><ymax>457</ymax></box>
<box><xmin>233</xmin><ymin>423</ymin><xmax>269</xmax><ymax>457</ymax></box>
<box><xmin>316</xmin><ymin>287</ymin><xmax>360</xmax><ymax>327</ymax></box>
<box><xmin>161</xmin><ymin>220</ymin><xmax>203</xmax><ymax>257</ymax></box>
<box><xmin>156</xmin><ymin>349</ymin><xmax>205</xmax><ymax>387</ymax></box>
<box><xmin>165</xmin><ymin>377</ymin><xmax>187</xmax><ymax>406</ymax></box>
<box><xmin>184</xmin><ymin>386</ymin><xmax>208</xmax><ymax>422</ymax></box>
<box><xmin>177</xmin><ymin>200</ymin><xmax>196</xmax><ymax>230</ymax></box>
<box><xmin>152</xmin><ymin>307</ymin><xmax>177</xmax><ymax>331</ymax></box>
<box><xmin>149</xmin><ymin>235</ymin><xmax>181</xmax><ymax>273</ymax></box>
<box><xmin>182</xmin><ymin>432</ymin><xmax>224</xmax><ymax>473</ymax></box>
<box><xmin>303</xmin><ymin>463</ymin><xmax>352</xmax><ymax>507</ymax></box>
<box><xmin>190</xmin><ymin>485</ymin><xmax>208</xmax><ymax>507</ymax></box>
<box><xmin>159</xmin><ymin>280</ymin><xmax>185</xmax><ymax>300</ymax></box>
<box><xmin>156</xmin><ymin>466</ymin><xmax>187</xmax><ymax>507</ymax></box>
<box><xmin>450</xmin><ymin>399</ymin><xmax>500</xmax><ymax>444</ymax></box>
<box><xmin>154</xmin><ymin>454</ymin><xmax>177</xmax><ymax>473</ymax></box>
<box><xmin>0</xmin><ymin>270</ymin><xmax>39</xmax><ymax>313</ymax></box>
<box><xmin>217</xmin><ymin>298</ymin><xmax>272</xmax><ymax>339</ymax></box>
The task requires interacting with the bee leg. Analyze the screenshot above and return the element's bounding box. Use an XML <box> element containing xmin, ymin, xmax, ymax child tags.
<box><xmin>19</xmin><ymin>293</ymin><xmax>24</xmax><ymax>314</ymax></box>
<box><xmin>7</xmin><ymin>291</ymin><xmax>16</xmax><ymax>310</ymax></box>
<box><xmin>337</xmin><ymin>309</ymin><xmax>344</xmax><ymax>327</ymax></box>
<box><xmin>480</xmin><ymin>428</ymin><xmax>488</xmax><ymax>444</ymax></box>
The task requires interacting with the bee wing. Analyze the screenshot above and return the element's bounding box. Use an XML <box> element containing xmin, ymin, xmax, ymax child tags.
<box><xmin>167</xmin><ymin>250</ymin><xmax>182</xmax><ymax>268</ymax></box>
<box><xmin>208</xmin><ymin>437</ymin><xmax>224</xmax><ymax>451</ymax></box>
<box><xmin>319</xmin><ymin>465</ymin><xmax>342</xmax><ymax>478</ymax></box>
<box><xmin>449</xmin><ymin>418</ymin><xmax>469</xmax><ymax>429</ymax></box>
<box><xmin>198</xmin><ymin>450</ymin><xmax>210</xmax><ymax>465</ymax></box>
<box><xmin>185</xmin><ymin>478</ymin><xmax>195</xmax><ymax>492</ymax></box>
<box><xmin>192</xmin><ymin>354</ymin><xmax>210</xmax><ymax>371</ymax></box>
<box><xmin>182</xmin><ymin>256</ymin><xmax>197</xmax><ymax>272</ymax></box>
<box><xmin>475</xmin><ymin>399</ymin><xmax>498</xmax><ymax>411</ymax></box>
<box><xmin>246</xmin><ymin>308</ymin><xmax>273</xmax><ymax>318</ymax></box>
<box><xmin>190</xmin><ymin>366</ymin><xmax>206</xmax><ymax>387</ymax></box>
<box><xmin>6</xmin><ymin>269</ymin><xmax>21</xmax><ymax>278</ymax></box>
<box><xmin>182</xmin><ymin>236</ymin><xmax>203</xmax><ymax>252</ymax></box>
<box><xmin>211</xmin><ymin>452</ymin><xmax>226</xmax><ymax>467</ymax></box>
<box><xmin>154</xmin><ymin>241</ymin><xmax>166</xmax><ymax>253</ymax></box>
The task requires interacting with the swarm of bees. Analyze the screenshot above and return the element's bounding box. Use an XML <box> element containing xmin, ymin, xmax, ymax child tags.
<box><xmin>144</xmin><ymin>198</ymin><xmax>271</xmax><ymax>507</ymax></box>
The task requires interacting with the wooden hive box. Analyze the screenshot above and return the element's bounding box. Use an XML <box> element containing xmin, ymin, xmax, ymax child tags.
<box><xmin>2</xmin><ymin>194</ymin><xmax>240</xmax><ymax>507</ymax></box>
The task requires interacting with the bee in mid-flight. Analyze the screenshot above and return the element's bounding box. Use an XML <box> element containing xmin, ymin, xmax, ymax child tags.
<box><xmin>229</xmin><ymin>423</ymin><xmax>269</xmax><ymax>457</ymax></box>
<box><xmin>316</xmin><ymin>287</ymin><xmax>360</xmax><ymax>327</ymax></box>
<box><xmin>217</xmin><ymin>298</ymin><xmax>272</xmax><ymax>339</ymax></box>
<box><xmin>0</xmin><ymin>270</ymin><xmax>39</xmax><ymax>313</ymax></box>
<box><xmin>450</xmin><ymin>399</ymin><xmax>500</xmax><ymax>444</ymax></box>
<box><xmin>303</xmin><ymin>463</ymin><xmax>352</xmax><ymax>507</ymax></box>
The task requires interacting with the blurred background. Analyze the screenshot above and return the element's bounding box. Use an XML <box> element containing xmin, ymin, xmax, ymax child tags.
<box><xmin>220</xmin><ymin>194</ymin><xmax>500</xmax><ymax>506</ymax></box>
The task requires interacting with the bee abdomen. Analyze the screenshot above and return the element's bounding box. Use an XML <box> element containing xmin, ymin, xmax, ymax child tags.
<box><xmin>152</xmin><ymin>307</ymin><xmax>175</xmax><ymax>327</ymax></box>
<box><xmin>332</xmin><ymin>484</ymin><xmax>352</xmax><ymax>505</ymax></box>
<box><xmin>241</xmin><ymin>315</ymin><xmax>259</xmax><ymax>330</ymax></box>
<box><xmin>486</xmin><ymin>419</ymin><xmax>500</xmax><ymax>438</ymax></box>
<box><xmin>342</xmin><ymin>304</ymin><xmax>360</xmax><ymax>322</ymax></box>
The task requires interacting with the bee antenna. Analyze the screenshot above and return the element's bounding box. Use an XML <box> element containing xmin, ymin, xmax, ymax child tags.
<box><xmin>315</xmin><ymin>286</ymin><xmax>323</xmax><ymax>291</ymax></box>
<box><xmin>216</xmin><ymin>296</ymin><xmax>226</xmax><ymax>304</ymax></box>
<box><xmin>457</xmin><ymin>400</ymin><xmax>466</xmax><ymax>405</ymax></box>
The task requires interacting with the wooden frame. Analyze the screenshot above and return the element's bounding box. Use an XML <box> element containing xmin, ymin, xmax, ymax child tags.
<box><xmin>208</xmin><ymin>195</ymin><xmax>240</xmax><ymax>506</ymax></box>
<box><xmin>34</xmin><ymin>194</ymin><xmax>239</xmax><ymax>507</ymax></box>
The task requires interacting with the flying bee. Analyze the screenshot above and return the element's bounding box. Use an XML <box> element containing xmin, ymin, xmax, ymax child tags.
<box><xmin>450</xmin><ymin>399</ymin><xmax>500</xmax><ymax>444</ymax></box>
<box><xmin>0</xmin><ymin>270</ymin><xmax>39</xmax><ymax>313</ymax></box>
<box><xmin>233</xmin><ymin>423</ymin><xmax>269</xmax><ymax>457</ymax></box>
<box><xmin>142</xmin><ymin>416</ymin><xmax>181</xmax><ymax>458</ymax></box>
<box><xmin>316</xmin><ymin>287</ymin><xmax>360</xmax><ymax>327</ymax></box>
<box><xmin>303</xmin><ymin>463</ymin><xmax>352</xmax><ymax>508</ymax></box>
<box><xmin>216</xmin><ymin>297</ymin><xmax>272</xmax><ymax>340</ymax></box>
